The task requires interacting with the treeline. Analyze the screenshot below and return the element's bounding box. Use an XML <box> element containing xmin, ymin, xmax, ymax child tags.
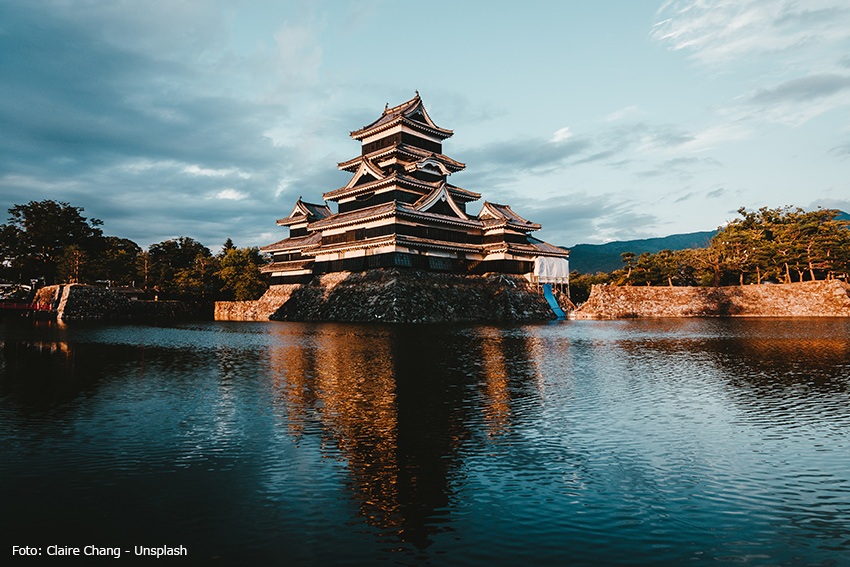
<box><xmin>0</xmin><ymin>200</ymin><xmax>268</xmax><ymax>301</ymax></box>
<box><xmin>570</xmin><ymin>206</ymin><xmax>850</xmax><ymax>303</ymax></box>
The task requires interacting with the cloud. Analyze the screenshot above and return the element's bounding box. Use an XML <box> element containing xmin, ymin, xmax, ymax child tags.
<box><xmin>750</xmin><ymin>73</ymin><xmax>850</xmax><ymax>104</ymax></box>
<box><xmin>268</xmin><ymin>21</ymin><xmax>324</xmax><ymax>89</ymax></box>
<box><xmin>502</xmin><ymin>193</ymin><xmax>663</xmax><ymax>246</ymax></box>
<box><xmin>458</xmin><ymin>137</ymin><xmax>591</xmax><ymax>186</ymax></box>
<box><xmin>652</xmin><ymin>0</ymin><xmax>850</xmax><ymax>65</ymax></box>
<box><xmin>0</xmin><ymin>5</ymin><xmax>286</xmax><ymax>171</ymax></box>
<box><xmin>830</xmin><ymin>142</ymin><xmax>850</xmax><ymax>158</ymax></box>
<box><xmin>806</xmin><ymin>198</ymin><xmax>850</xmax><ymax>214</ymax></box>
<box><xmin>636</xmin><ymin>126</ymin><xmax>696</xmax><ymax>151</ymax></box>
<box><xmin>213</xmin><ymin>189</ymin><xmax>249</xmax><ymax>201</ymax></box>
<box><xmin>729</xmin><ymin>73</ymin><xmax>850</xmax><ymax>126</ymax></box>
<box><xmin>184</xmin><ymin>165</ymin><xmax>251</xmax><ymax>178</ymax></box>
<box><xmin>458</xmin><ymin>116</ymin><xmax>735</xmax><ymax>195</ymax></box>
<box><xmin>637</xmin><ymin>156</ymin><xmax>722</xmax><ymax>180</ymax></box>
<box><xmin>0</xmin><ymin>1</ymin><xmax>326</xmax><ymax>248</ymax></box>
<box><xmin>550</xmin><ymin>127</ymin><xmax>573</xmax><ymax>143</ymax></box>
<box><xmin>652</xmin><ymin>1</ymin><xmax>850</xmax><ymax>134</ymax></box>
<box><xmin>603</xmin><ymin>105</ymin><xmax>641</xmax><ymax>122</ymax></box>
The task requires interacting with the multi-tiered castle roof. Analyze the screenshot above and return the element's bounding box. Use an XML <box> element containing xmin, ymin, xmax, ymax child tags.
<box><xmin>261</xmin><ymin>93</ymin><xmax>569</xmax><ymax>284</ymax></box>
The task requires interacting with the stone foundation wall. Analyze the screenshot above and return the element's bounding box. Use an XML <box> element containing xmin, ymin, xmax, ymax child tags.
<box><xmin>215</xmin><ymin>268</ymin><xmax>560</xmax><ymax>323</ymax></box>
<box><xmin>572</xmin><ymin>280</ymin><xmax>850</xmax><ymax>319</ymax></box>
<box><xmin>34</xmin><ymin>284</ymin><xmax>209</xmax><ymax>321</ymax></box>
<box><xmin>214</xmin><ymin>285</ymin><xmax>300</xmax><ymax>321</ymax></box>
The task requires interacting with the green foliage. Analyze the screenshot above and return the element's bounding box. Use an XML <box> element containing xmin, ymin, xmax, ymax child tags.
<box><xmin>92</xmin><ymin>237</ymin><xmax>142</xmax><ymax>286</ymax></box>
<box><xmin>173</xmin><ymin>254</ymin><xmax>219</xmax><ymax>299</ymax></box>
<box><xmin>216</xmin><ymin>246</ymin><xmax>269</xmax><ymax>301</ymax></box>
<box><xmin>144</xmin><ymin>237</ymin><xmax>217</xmax><ymax>298</ymax></box>
<box><xmin>575</xmin><ymin>206</ymin><xmax>850</xmax><ymax>290</ymax></box>
<box><xmin>0</xmin><ymin>200</ymin><xmax>103</xmax><ymax>284</ymax></box>
<box><xmin>57</xmin><ymin>245</ymin><xmax>88</xmax><ymax>284</ymax></box>
<box><xmin>568</xmin><ymin>271</ymin><xmax>615</xmax><ymax>304</ymax></box>
<box><xmin>0</xmin><ymin>200</ymin><xmax>270</xmax><ymax>301</ymax></box>
<box><xmin>139</xmin><ymin>238</ymin><xmax>269</xmax><ymax>300</ymax></box>
<box><xmin>708</xmin><ymin>207</ymin><xmax>850</xmax><ymax>284</ymax></box>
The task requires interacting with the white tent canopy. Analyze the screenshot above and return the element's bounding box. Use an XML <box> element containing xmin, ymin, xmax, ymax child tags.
<box><xmin>533</xmin><ymin>256</ymin><xmax>570</xmax><ymax>284</ymax></box>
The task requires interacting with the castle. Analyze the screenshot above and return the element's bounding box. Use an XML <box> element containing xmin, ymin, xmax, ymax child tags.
<box><xmin>261</xmin><ymin>93</ymin><xmax>569</xmax><ymax>285</ymax></box>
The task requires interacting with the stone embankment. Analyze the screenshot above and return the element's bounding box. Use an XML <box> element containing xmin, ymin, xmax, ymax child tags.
<box><xmin>572</xmin><ymin>280</ymin><xmax>850</xmax><ymax>319</ymax></box>
<box><xmin>215</xmin><ymin>268</ymin><xmax>562</xmax><ymax>323</ymax></box>
<box><xmin>214</xmin><ymin>285</ymin><xmax>300</xmax><ymax>321</ymax></box>
<box><xmin>34</xmin><ymin>284</ymin><xmax>209</xmax><ymax>321</ymax></box>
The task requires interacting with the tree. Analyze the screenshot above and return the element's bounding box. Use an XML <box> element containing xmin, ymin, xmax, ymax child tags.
<box><xmin>174</xmin><ymin>253</ymin><xmax>219</xmax><ymax>299</ymax></box>
<box><xmin>216</xmin><ymin>246</ymin><xmax>269</xmax><ymax>300</ymax></box>
<box><xmin>619</xmin><ymin>252</ymin><xmax>636</xmax><ymax>284</ymax></box>
<box><xmin>90</xmin><ymin>237</ymin><xmax>142</xmax><ymax>286</ymax></box>
<box><xmin>717</xmin><ymin>206</ymin><xmax>850</xmax><ymax>283</ymax></box>
<box><xmin>145</xmin><ymin>237</ymin><xmax>215</xmax><ymax>298</ymax></box>
<box><xmin>569</xmin><ymin>270</ymin><xmax>613</xmax><ymax>304</ymax></box>
<box><xmin>58</xmin><ymin>245</ymin><xmax>88</xmax><ymax>284</ymax></box>
<box><xmin>598</xmin><ymin>206</ymin><xmax>850</xmax><ymax>288</ymax></box>
<box><xmin>136</xmin><ymin>251</ymin><xmax>152</xmax><ymax>290</ymax></box>
<box><xmin>0</xmin><ymin>200</ymin><xmax>103</xmax><ymax>284</ymax></box>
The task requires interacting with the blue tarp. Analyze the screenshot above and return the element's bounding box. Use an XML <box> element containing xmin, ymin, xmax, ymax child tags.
<box><xmin>542</xmin><ymin>284</ymin><xmax>566</xmax><ymax>319</ymax></box>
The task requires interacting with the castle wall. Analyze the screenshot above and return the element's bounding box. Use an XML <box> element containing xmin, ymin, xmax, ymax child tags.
<box><xmin>215</xmin><ymin>268</ymin><xmax>559</xmax><ymax>323</ymax></box>
<box><xmin>571</xmin><ymin>280</ymin><xmax>850</xmax><ymax>319</ymax></box>
<box><xmin>34</xmin><ymin>284</ymin><xmax>210</xmax><ymax>321</ymax></box>
<box><xmin>214</xmin><ymin>285</ymin><xmax>301</xmax><ymax>321</ymax></box>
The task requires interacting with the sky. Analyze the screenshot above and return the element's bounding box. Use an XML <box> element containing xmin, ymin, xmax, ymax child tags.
<box><xmin>2</xmin><ymin>0</ymin><xmax>849</xmax><ymax>251</ymax></box>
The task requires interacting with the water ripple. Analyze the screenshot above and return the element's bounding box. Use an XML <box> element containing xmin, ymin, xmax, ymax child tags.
<box><xmin>1</xmin><ymin>318</ymin><xmax>849</xmax><ymax>565</ymax></box>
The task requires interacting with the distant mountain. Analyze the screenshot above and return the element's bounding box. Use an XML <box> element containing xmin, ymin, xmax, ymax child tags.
<box><xmin>567</xmin><ymin>231</ymin><xmax>717</xmax><ymax>274</ymax></box>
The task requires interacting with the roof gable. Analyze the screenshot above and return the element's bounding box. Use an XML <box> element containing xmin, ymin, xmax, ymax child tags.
<box><xmin>343</xmin><ymin>159</ymin><xmax>386</xmax><ymax>190</ymax></box>
<box><xmin>414</xmin><ymin>184</ymin><xmax>469</xmax><ymax>220</ymax></box>
<box><xmin>276</xmin><ymin>198</ymin><xmax>332</xmax><ymax>226</ymax></box>
<box><xmin>402</xmin><ymin>98</ymin><xmax>442</xmax><ymax>132</ymax></box>
<box><xmin>407</xmin><ymin>157</ymin><xmax>452</xmax><ymax>177</ymax></box>
<box><xmin>351</xmin><ymin>92</ymin><xmax>453</xmax><ymax>140</ymax></box>
<box><xmin>478</xmin><ymin>202</ymin><xmax>541</xmax><ymax>230</ymax></box>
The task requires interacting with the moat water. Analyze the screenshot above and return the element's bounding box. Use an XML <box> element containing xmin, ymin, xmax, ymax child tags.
<box><xmin>1</xmin><ymin>318</ymin><xmax>849</xmax><ymax>565</ymax></box>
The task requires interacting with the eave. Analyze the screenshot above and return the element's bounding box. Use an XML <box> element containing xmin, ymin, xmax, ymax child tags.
<box><xmin>324</xmin><ymin>172</ymin><xmax>443</xmax><ymax>202</ymax></box>
<box><xmin>260</xmin><ymin>258</ymin><xmax>314</xmax><ymax>273</ymax></box>
<box><xmin>396</xmin><ymin>204</ymin><xmax>483</xmax><ymax>229</ymax></box>
<box><xmin>260</xmin><ymin>232</ymin><xmax>321</xmax><ymax>253</ymax></box>
<box><xmin>351</xmin><ymin>115</ymin><xmax>453</xmax><ymax>141</ymax></box>
<box><xmin>307</xmin><ymin>201</ymin><xmax>398</xmax><ymax>230</ymax></box>
<box><xmin>350</xmin><ymin>94</ymin><xmax>454</xmax><ymax>141</ymax></box>
<box><xmin>338</xmin><ymin>144</ymin><xmax>466</xmax><ymax>173</ymax></box>
<box><xmin>303</xmin><ymin>234</ymin><xmax>397</xmax><ymax>256</ymax></box>
<box><xmin>397</xmin><ymin>234</ymin><xmax>482</xmax><ymax>254</ymax></box>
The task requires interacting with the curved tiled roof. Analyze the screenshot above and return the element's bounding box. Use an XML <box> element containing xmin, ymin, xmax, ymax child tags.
<box><xmin>260</xmin><ymin>231</ymin><xmax>321</xmax><ymax>253</ymax></box>
<box><xmin>350</xmin><ymin>93</ymin><xmax>453</xmax><ymax>141</ymax></box>
<box><xmin>478</xmin><ymin>202</ymin><xmax>541</xmax><ymax>231</ymax></box>
<box><xmin>275</xmin><ymin>198</ymin><xmax>332</xmax><ymax>226</ymax></box>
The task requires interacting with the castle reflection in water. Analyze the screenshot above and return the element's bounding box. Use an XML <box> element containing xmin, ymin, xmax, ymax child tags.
<box><xmin>266</xmin><ymin>324</ymin><xmax>545</xmax><ymax>548</ymax></box>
